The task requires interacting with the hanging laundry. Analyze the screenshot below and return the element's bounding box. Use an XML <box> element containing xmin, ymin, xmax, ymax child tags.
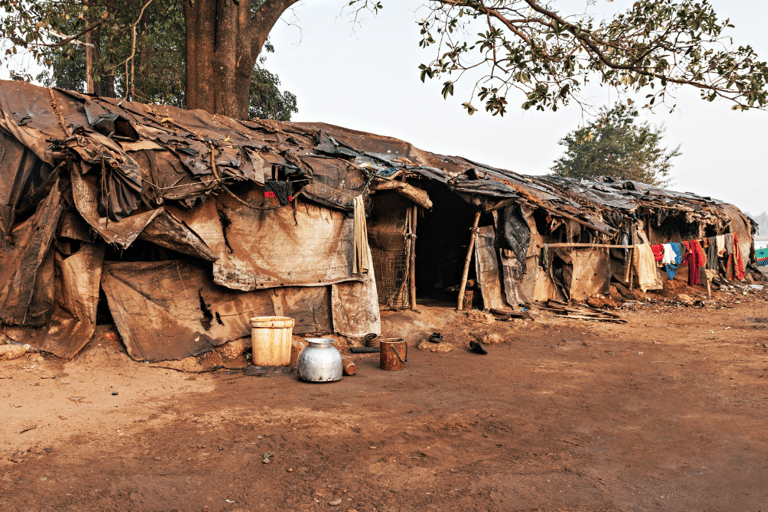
<box><xmin>661</xmin><ymin>243</ymin><xmax>675</xmax><ymax>265</ymax></box>
<box><xmin>724</xmin><ymin>233</ymin><xmax>734</xmax><ymax>256</ymax></box>
<box><xmin>725</xmin><ymin>233</ymin><xmax>745</xmax><ymax>280</ymax></box>
<box><xmin>684</xmin><ymin>240</ymin><xmax>705</xmax><ymax>286</ymax></box>
<box><xmin>651</xmin><ymin>244</ymin><xmax>665</xmax><ymax>262</ymax></box>
<box><xmin>706</xmin><ymin>237</ymin><xmax>719</xmax><ymax>269</ymax></box>
<box><xmin>352</xmin><ymin>195</ymin><xmax>371</xmax><ymax>275</ymax></box>
<box><xmin>715</xmin><ymin>235</ymin><xmax>726</xmax><ymax>257</ymax></box>
<box><xmin>664</xmin><ymin>242</ymin><xmax>683</xmax><ymax>279</ymax></box>
<box><xmin>264</xmin><ymin>180</ymin><xmax>292</xmax><ymax>206</ymax></box>
<box><xmin>633</xmin><ymin>244</ymin><xmax>663</xmax><ymax>291</ymax></box>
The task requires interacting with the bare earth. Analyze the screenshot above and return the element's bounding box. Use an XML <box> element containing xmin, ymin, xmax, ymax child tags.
<box><xmin>2</xmin><ymin>287</ymin><xmax>768</xmax><ymax>512</ymax></box>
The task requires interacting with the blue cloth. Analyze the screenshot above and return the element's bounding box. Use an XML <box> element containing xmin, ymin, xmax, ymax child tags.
<box><xmin>665</xmin><ymin>242</ymin><xmax>684</xmax><ymax>279</ymax></box>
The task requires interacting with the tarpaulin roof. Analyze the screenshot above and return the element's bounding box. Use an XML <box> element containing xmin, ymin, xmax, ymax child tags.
<box><xmin>1</xmin><ymin>80</ymin><xmax>748</xmax><ymax>247</ymax></box>
<box><xmin>0</xmin><ymin>80</ymin><xmax>754</xmax><ymax>361</ymax></box>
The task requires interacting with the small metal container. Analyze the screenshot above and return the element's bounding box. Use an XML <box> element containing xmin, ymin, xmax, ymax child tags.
<box><xmin>297</xmin><ymin>338</ymin><xmax>343</xmax><ymax>383</ymax></box>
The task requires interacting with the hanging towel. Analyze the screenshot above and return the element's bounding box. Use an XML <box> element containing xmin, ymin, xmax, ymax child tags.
<box><xmin>724</xmin><ymin>233</ymin><xmax>734</xmax><ymax>256</ymax></box>
<box><xmin>661</xmin><ymin>243</ymin><xmax>675</xmax><ymax>265</ymax></box>
<box><xmin>352</xmin><ymin>195</ymin><xmax>370</xmax><ymax>275</ymax></box>
<box><xmin>716</xmin><ymin>235</ymin><xmax>726</xmax><ymax>256</ymax></box>
<box><xmin>633</xmin><ymin>244</ymin><xmax>663</xmax><ymax>291</ymax></box>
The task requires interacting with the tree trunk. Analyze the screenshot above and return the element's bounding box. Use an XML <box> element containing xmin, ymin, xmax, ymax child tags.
<box><xmin>91</xmin><ymin>26</ymin><xmax>116</xmax><ymax>98</ymax></box>
<box><xmin>184</xmin><ymin>0</ymin><xmax>299</xmax><ymax>119</ymax></box>
<box><xmin>135</xmin><ymin>9</ymin><xmax>150</xmax><ymax>102</ymax></box>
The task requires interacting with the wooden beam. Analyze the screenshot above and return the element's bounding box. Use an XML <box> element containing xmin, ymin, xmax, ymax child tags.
<box><xmin>544</xmin><ymin>243</ymin><xmax>635</xmax><ymax>249</ymax></box>
<box><xmin>409</xmin><ymin>205</ymin><xmax>418</xmax><ymax>310</ymax></box>
<box><xmin>457</xmin><ymin>210</ymin><xmax>482</xmax><ymax>311</ymax></box>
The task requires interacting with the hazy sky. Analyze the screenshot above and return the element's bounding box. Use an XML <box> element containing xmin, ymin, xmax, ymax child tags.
<box><xmin>265</xmin><ymin>0</ymin><xmax>768</xmax><ymax>215</ymax></box>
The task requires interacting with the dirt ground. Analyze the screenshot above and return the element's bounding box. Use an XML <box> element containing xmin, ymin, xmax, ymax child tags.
<box><xmin>2</xmin><ymin>283</ymin><xmax>768</xmax><ymax>512</ymax></box>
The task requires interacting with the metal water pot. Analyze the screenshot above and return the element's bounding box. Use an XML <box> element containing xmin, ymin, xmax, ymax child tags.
<box><xmin>297</xmin><ymin>338</ymin><xmax>343</xmax><ymax>382</ymax></box>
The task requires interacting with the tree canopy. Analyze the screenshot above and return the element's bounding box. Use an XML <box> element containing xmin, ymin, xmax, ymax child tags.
<box><xmin>1</xmin><ymin>0</ymin><xmax>766</xmax><ymax>118</ymax></box>
<box><xmin>7</xmin><ymin>0</ymin><xmax>298</xmax><ymax>120</ymax></box>
<box><xmin>411</xmin><ymin>0</ymin><xmax>768</xmax><ymax>115</ymax></box>
<box><xmin>551</xmin><ymin>103</ymin><xmax>680</xmax><ymax>187</ymax></box>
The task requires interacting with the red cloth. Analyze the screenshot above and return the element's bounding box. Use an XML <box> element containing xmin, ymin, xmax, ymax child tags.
<box><xmin>650</xmin><ymin>244</ymin><xmax>665</xmax><ymax>262</ymax></box>
<box><xmin>726</xmin><ymin>233</ymin><xmax>746</xmax><ymax>280</ymax></box>
<box><xmin>683</xmin><ymin>241</ymin><xmax>701</xmax><ymax>286</ymax></box>
<box><xmin>691</xmin><ymin>240</ymin><xmax>706</xmax><ymax>266</ymax></box>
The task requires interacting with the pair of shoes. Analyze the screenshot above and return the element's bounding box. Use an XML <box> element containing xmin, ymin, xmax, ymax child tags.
<box><xmin>469</xmin><ymin>341</ymin><xmax>487</xmax><ymax>355</ymax></box>
<box><xmin>428</xmin><ymin>332</ymin><xmax>443</xmax><ymax>343</ymax></box>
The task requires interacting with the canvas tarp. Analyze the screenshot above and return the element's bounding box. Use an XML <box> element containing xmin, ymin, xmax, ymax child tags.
<box><xmin>101</xmin><ymin>260</ymin><xmax>334</xmax><ymax>362</ymax></box>
<box><xmin>168</xmin><ymin>196</ymin><xmax>361</xmax><ymax>291</ymax></box>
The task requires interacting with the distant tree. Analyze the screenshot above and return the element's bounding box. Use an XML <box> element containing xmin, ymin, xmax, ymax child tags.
<box><xmin>749</xmin><ymin>212</ymin><xmax>768</xmax><ymax>236</ymax></box>
<box><xmin>247</xmin><ymin>59</ymin><xmax>298</xmax><ymax>121</ymax></box>
<box><xmin>551</xmin><ymin>103</ymin><xmax>681</xmax><ymax>187</ymax></box>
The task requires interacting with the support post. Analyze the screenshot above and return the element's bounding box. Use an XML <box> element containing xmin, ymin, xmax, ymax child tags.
<box><xmin>457</xmin><ymin>210</ymin><xmax>482</xmax><ymax>311</ymax></box>
<box><xmin>409</xmin><ymin>205</ymin><xmax>418</xmax><ymax>310</ymax></box>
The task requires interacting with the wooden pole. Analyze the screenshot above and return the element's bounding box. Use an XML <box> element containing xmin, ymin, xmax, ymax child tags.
<box><xmin>545</xmin><ymin>243</ymin><xmax>635</xmax><ymax>249</ymax></box>
<box><xmin>409</xmin><ymin>205</ymin><xmax>418</xmax><ymax>310</ymax></box>
<box><xmin>457</xmin><ymin>210</ymin><xmax>482</xmax><ymax>311</ymax></box>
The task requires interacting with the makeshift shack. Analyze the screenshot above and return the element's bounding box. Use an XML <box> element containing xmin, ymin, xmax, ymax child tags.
<box><xmin>306</xmin><ymin>123</ymin><xmax>756</xmax><ymax>309</ymax></box>
<box><xmin>0</xmin><ymin>81</ymin><xmax>756</xmax><ymax>361</ymax></box>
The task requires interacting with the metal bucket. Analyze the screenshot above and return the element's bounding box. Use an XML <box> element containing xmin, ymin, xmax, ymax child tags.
<box><xmin>379</xmin><ymin>338</ymin><xmax>408</xmax><ymax>371</ymax></box>
<box><xmin>249</xmin><ymin>316</ymin><xmax>294</xmax><ymax>366</ymax></box>
<box><xmin>297</xmin><ymin>338</ymin><xmax>343</xmax><ymax>382</ymax></box>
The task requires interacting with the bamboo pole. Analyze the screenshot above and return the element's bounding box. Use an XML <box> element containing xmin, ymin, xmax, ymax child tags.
<box><xmin>545</xmin><ymin>243</ymin><xmax>635</xmax><ymax>249</ymax></box>
<box><xmin>457</xmin><ymin>210</ymin><xmax>482</xmax><ymax>311</ymax></box>
<box><xmin>409</xmin><ymin>205</ymin><xmax>418</xmax><ymax>310</ymax></box>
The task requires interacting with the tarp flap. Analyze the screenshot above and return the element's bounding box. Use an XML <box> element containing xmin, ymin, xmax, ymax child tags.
<box><xmin>300</xmin><ymin>155</ymin><xmax>368</xmax><ymax>210</ymax></box>
<box><xmin>500</xmin><ymin>249</ymin><xmax>529</xmax><ymax>306</ymax></box>
<box><xmin>500</xmin><ymin>205</ymin><xmax>531</xmax><ymax>271</ymax></box>
<box><xmin>71</xmin><ymin>166</ymin><xmax>163</xmax><ymax>249</ymax></box>
<box><xmin>170</xmin><ymin>197</ymin><xmax>359</xmax><ymax>291</ymax></box>
<box><xmin>331</xmin><ymin>243</ymin><xmax>381</xmax><ymax>337</ymax></box>
<box><xmin>474</xmin><ymin>226</ymin><xmax>508</xmax><ymax>310</ymax></box>
<box><xmin>136</xmin><ymin>209</ymin><xmax>218</xmax><ymax>262</ymax></box>
<box><xmin>555</xmin><ymin>248</ymin><xmax>612</xmax><ymax>301</ymax></box>
<box><xmin>102</xmin><ymin>260</ymin><xmax>332</xmax><ymax>361</ymax></box>
<box><xmin>38</xmin><ymin>243</ymin><xmax>105</xmax><ymax>359</ymax></box>
<box><xmin>0</xmin><ymin>178</ymin><xmax>64</xmax><ymax>326</ymax></box>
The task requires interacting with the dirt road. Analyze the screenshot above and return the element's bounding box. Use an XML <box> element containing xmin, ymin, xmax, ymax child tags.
<box><xmin>2</xmin><ymin>290</ymin><xmax>768</xmax><ymax>511</ymax></box>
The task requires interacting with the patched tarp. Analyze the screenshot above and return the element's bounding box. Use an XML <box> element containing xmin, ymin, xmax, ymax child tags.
<box><xmin>0</xmin><ymin>178</ymin><xmax>64</xmax><ymax>326</ymax></box>
<box><xmin>474</xmin><ymin>226</ymin><xmax>508</xmax><ymax>311</ymax></box>
<box><xmin>331</xmin><ymin>245</ymin><xmax>381</xmax><ymax>338</ymax></box>
<box><xmin>554</xmin><ymin>248</ymin><xmax>612</xmax><ymax>301</ymax></box>
<box><xmin>38</xmin><ymin>243</ymin><xmax>105</xmax><ymax>358</ymax></box>
<box><xmin>168</xmin><ymin>197</ymin><xmax>360</xmax><ymax>291</ymax></box>
<box><xmin>101</xmin><ymin>260</ymin><xmax>334</xmax><ymax>362</ymax></box>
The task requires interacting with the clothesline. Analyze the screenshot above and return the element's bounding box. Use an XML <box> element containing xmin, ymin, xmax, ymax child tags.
<box><xmin>633</xmin><ymin>233</ymin><xmax>745</xmax><ymax>292</ymax></box>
